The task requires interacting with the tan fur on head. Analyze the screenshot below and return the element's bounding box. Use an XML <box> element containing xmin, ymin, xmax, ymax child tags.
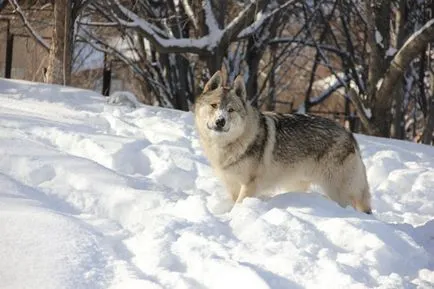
<box><xmin>195</xmin><ymin>70</ymin><xmax>252</xmax><ymax>146</ymax></box>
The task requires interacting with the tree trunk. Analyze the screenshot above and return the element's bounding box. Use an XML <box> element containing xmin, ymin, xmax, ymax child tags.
<box><xmin>365</xmin><ymin>0</ymin><xmax>391</xmax><ymax>136</ymax></box>
<box><xmin>390</xmin><ymin>0</ymin><xmax>407</xmax><ymax>139</ymax></box>
<box><xmin>247</xmin><ymin>8</ymin><xmax>280</xmax><ymax>108</ymax></box>
<box><xmin>46</xmin><ymin>0</ymin><xmax>72</xmax><ymax>85</ymax></box>
<box><xmin>371</xmin><ymin>19</ymin><xmax>434</xmax><ymax>137</ymax></box>
<box><xmin>207</xmin><ymin>48</ymin><xmax>224</xmax><ymax>75</ymax></box>
<box><xmin>246</xmin><ymin>37</ymin><xmax>261</xmax><ymax>107</ymax></box>
<box><xmin>422</xmin><ymin>69</ymin><xmax>434</xmax><ymax>144</ymax></box>
<box><xmin>390</xmin><ymin>81</ymin><xmax>405</xmax><ymax>139</ymax></box>
<box><xmin>264</xmin><ymin>43</ymin><xmax>278</xmax><ymax>111</ymax></box>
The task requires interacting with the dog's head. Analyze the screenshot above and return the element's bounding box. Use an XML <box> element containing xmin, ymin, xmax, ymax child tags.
<box><xmin>195</xmin><ymin>71</ymin><xmax>249</xmax><ymax>141</ymax></box>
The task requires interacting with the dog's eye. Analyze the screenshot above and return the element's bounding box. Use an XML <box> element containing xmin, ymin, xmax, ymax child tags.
<box><xmin>228</xmin><ymin>108</ymin><xmax>235</xmax><ymax>113</ymax></box>
<box><xmin>210</xmin><ymin>104</ymin><xmax>218</xmax><ymax>109</ymax></box>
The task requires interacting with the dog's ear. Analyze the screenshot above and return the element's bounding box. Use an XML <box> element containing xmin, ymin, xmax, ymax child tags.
<box><xmin>233</xmin><ymin>75</ymin><xmax>246</xmax><ymax>101</ymax></box>
<box><xmin>203</xmin><ymin>70</ymin><xmax>223</xmax><ymax>94</ymax></box>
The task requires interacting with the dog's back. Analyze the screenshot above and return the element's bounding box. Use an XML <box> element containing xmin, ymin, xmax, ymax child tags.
<box><xmin>267</xmin><ymin>113</ymin><xmax>358</xmax><ymax>165</ymax></box>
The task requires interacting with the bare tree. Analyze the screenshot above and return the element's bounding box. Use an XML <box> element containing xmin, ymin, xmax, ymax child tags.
<box><xmin>422</xmin><ymin>54</ymin><xmax>434</xmax><ymax>144</ymax></box>
<box><xmin>365</xmin><ymin>0</ymin><xmax>434</xmax><ymax>137</ymax></box>
<box><xmin>45</xmin><ymin>0</ymin><xmax>72</xmax><ymax>84</ymax></box>
<box><xmin>7</xmin><ymin>0</ymin><xmax>89</xmax><ymax>85</ymax></box>
<box><xmin>264</xmin><ymin>0</ymin><xmax>433</xmax><ymax>140</ymax></box>
<box><xmin>7</xmin><ymin>0</ymin><xmax>50</xmax><ymax>50</ymax></box>
<box><xmin>77</xmin><ymin>0</ymin><xmax>299</xmax><ymax>109</ymax></box>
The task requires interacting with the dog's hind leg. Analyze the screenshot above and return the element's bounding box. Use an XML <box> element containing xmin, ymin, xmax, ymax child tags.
<box><xmin>325</xmin><ymin>164</ymin><xmax>372</xmax><ymax>214</ymax></box>
<box><xmin>351</xmin><ymin>182</ymin><xmax>372</xmax><ymax>214</ymax></box>
<box><xmin>320</xmin><ymin>182</ymin><xmax>349</xmax><ymax>208</ymax></box>
<box><xmin>343</xmin><ymin>156</ymin><xmax>373</xmax><ymax>214</ymax></box>
<box><xmin>322</xmin><ymin>178</ymin><xmax>372</xmax><ymax>214</ymax></box>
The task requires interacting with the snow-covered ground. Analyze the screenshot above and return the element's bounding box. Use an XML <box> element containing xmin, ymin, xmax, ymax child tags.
<box><xmin>0</xmin><ymin>79</ymin><xmax>433</xmax><ymax>289</ymax></box>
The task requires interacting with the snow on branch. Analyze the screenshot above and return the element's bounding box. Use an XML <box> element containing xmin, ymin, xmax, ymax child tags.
<box><xmin>105</xmin><ymin>0</ymin><xmax>208</xmax><ymax>53</ymax></box>
<box><xmin>8</xmin><ymin>0</ymin><xmax>50</xmax><ymax>51</ymax></box>
<box><xmin>237</xmin><ymin>0</ymin><xmax>297</xmax><ymax>39</ymax></box>
<box><xmin>112</xmin><ymin>1</ymin><xmax>169</xmax><ymax>37</ymax></box>
<box><xmin>376</xmin><ymin>18</ymin><xmax>434</xmax><ymax>109</ymax></box>
<box><xmin>203</xmin><ymin>0</ymin><xmax>220</xmax><ymax>33</ymax></box>
<box><xmin>181</xmin><ymin>0</ymin><xmax>198</xmax><ymax>30</ymax></box>
<box><xmin>309</xmin><ymin>73</ymin><xmax>350</xmax><ymax>105</ymax></box>
<box><xmin>221</xmin><ymin>0</ymin><xmax>269</xmax><ymax>46</ymax></box>
<box><xmin>78</xmin><ymin>20</ymin><xmax>126</xmax><ymax>27</ymax></box>
<box><xmin>97</xmin><ymin>0</ymin><xmax>286</xmax><ymax>54</ymax></box>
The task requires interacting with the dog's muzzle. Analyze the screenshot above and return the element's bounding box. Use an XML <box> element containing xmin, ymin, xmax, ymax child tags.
<box><xmin>215</xmin><ymin>117</ymin><xmax>226</xmax><ymax>129</ymax></box>
<box><xmin>207</xmin><ymin>118</ymin><xmax>229</xmax><ymax>132</ymax></box>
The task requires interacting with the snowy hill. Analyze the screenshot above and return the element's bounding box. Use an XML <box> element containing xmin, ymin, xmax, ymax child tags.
<box><xmin>0</xmin><ymin>79</ymin><xmax>433</xmax><ymax>289</ymax></box>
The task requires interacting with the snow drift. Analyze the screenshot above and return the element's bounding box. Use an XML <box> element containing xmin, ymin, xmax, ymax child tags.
<box><xmin>0</xmin><ymin>79</ymin><xmax>433</xmax><ymax>289</ymax></box>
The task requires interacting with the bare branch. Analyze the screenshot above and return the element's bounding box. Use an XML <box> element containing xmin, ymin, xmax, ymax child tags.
<box><xmin>268</xmin><ymin>37</ymin><xmax>351</xmax><ymax>57</ymax></box>
<box><xmin>203</xmin><ymin>0</ymin><xmax>219</xmax><ymax>32</ymax></box>
<box><xmin>220</xmin><ymin>0</ymin><xmax>270</xmax><ymax>47</ymax></box>
<box><xmin>107</xmin><ymin>0</ymin><xmax>208</xmax><ymax>54</ymax></box>
<box><xmin>237</xmin><ymin>0</ymin><xmax>298</xmax><ymax>39</ymax></box>
<box><xmin>8</xmin><ymin>0</ymin><xmax>50</xmax><ymax>51</ymax></box>
<box><xmin>92</xmin><ymin>0</ymin><xmax>290</xmax><ymax>55</ymax></box>
<box><xmin>378</xmin><ymin>19</ymin><xmax>434</xmax><ymax>98</ymax></box>
<box><xmin>181</xmin><ymin>0</ymin><xmax>198</xmax><ymax>30</ymax></box>
<box><xmin>309</xmin><ymin>74</ymin><xmax>350</xmax><ymax>106</ymax></box>
<box><xmin>77</xmin><ymin>29</ymin><xmax>174</xmax><ymax>108</ymax></box>
<box><xmin>347</xmin><ymin>89</ymin><xmax>375</xmax><ymax>135</ymax></box>
<box><xmin>78</xmin><ymin>21</ymin><xmax>124</xmax><ymax>27</ymax></box>
<box><xmin>374</xmin><ymin>18</ymin><xmax>434</xmax><ymax>135</ymax></box>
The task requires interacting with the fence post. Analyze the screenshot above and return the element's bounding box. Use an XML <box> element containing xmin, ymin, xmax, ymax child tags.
<box><xmin>4</xmin><ymin>20</ymin><xmax>14</xmax><ymax>79</ymax></box>
<box><xmin>102</xmin><ymin>51</ymin><xmax>111</xmax><ymax>96</ymax></box>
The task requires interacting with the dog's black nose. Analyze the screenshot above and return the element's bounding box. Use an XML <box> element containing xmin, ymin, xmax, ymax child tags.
<box><xmin>215</xmin><ymin>118</ymin><xmax>226</xmax><ymax>128</ymax></box>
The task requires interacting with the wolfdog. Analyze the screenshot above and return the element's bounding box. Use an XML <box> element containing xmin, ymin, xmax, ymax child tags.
<box><xmin>194</xmin><ymin>71</ymin><xmax>372</xmax><ymax>214</ymax></box>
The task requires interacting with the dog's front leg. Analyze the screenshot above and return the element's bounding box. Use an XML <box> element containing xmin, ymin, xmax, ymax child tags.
<box><xmin>223</xmin><ymin>179</ymin><xmax>241</xmax><ymax>203</ymax></box>
<box><xmin>235</xmin><ymin>179</ymin><xmax>257</xmax><ymax>204</ymax></box>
